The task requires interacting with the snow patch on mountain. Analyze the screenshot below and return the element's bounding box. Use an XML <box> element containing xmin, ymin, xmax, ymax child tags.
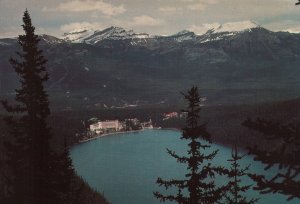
<box><xmin>40</xmin><ymin>34</ymin><xmax>64</xmax><ymax>44</ymax></box>
<box><xmin>84</xmin><ymin>26</ymin><xmax>150</xmax><ymax>44</ymax></box>
<box><xmin>62</xmin><ymin>28</ymin><xmax>95</xmax><ymax>43</ymax></box>
<box><xmin>214</xmin><ymin>20</ymin><xmax>259</xmax><ymax>33</ymax></box>
<box><xmin>62</xmin><ymin>26</ymin><xmax>150</xmax><ymax>44</ymax></box>
<box><xmin>197</xmin><ymin>20</ymin><xmax>260</xmax><ymax>44</ymax></box>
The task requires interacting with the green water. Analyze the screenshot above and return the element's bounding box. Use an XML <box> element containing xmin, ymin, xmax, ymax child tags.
<box><xmin>70</xmin><ymin>129</ymin><xmax>299</xmax><ymax>204</ymax></box>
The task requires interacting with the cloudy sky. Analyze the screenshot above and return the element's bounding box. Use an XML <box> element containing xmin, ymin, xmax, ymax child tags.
<box><xmin>0</xmin><ymin>0</ymin><xmax>300</xmax><ymax>37</ymax></box>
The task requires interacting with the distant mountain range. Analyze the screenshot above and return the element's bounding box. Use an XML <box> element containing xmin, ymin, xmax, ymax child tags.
<box><xmin>1</xmin><ymin>21</ymin><xmax>300</xmax><ymax>110</ymax></box>
<box><xmin>60</xmin><ymin>20</ymin><xmax>259</xmax><ymax>44</ymax></box>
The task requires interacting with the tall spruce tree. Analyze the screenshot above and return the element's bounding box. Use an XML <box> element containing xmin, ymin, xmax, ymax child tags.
<box><xmin>54</xmin><ymin>138</ymin><xmax>76</xmax><ymax>204</ymax></box>
<box><xmin>224</xmin><ymin>145</ymin><xmax>258</xmax><ymax>204</ymax></box>
<box><xmin>1</xmin><ymin>10</ymin><xmax>71</xmax><ymax>204</ymax></box>
<box><xmin>242</xmin><ymin>118</ymin><xmax>300</xmax><ymax>200</ymax></box>
<box><xmin>154</xmin><ymin>86</ymin><xmax>227</xmax><ymax>204</ymax></box>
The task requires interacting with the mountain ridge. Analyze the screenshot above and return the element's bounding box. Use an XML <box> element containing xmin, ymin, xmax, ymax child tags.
<box><xmin>0</xmin><ymin>20</ymin><xmax>286</xmax><ymax>46</ymax></box>
<box><xmin>59</xmin><ymin>20</ymin><xmax>262</xmax><ymax>44</ymax></box>
<box><xmin>1</xmin><ymin>21</ymin><xmax>300</xmax><ymax>110</ymax></box>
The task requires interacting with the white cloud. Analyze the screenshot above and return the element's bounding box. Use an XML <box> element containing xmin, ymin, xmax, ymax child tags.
<box><xmin>60</xmin><ymin>22</ymin><xmax>103</xmax><ymax>33</ymax></box>
<box><xmin>159</xmin><ymin>7</ymin><xmax>182</xmax><ymax>12</ymax></box>
<box><xmin>1</xmin><ymin>0</ymin><xmax>299</xmax><ymax>38</ymax></box>
<box><xmin>129</xmin><ymin>15</ymin><xmax>164</xmax><ymax>27</ymax></box>
<box><xmin>186</xmin><ymin>3</ymin><xmax>206</xmax><ymax>11</ymax></box>
<box><xmin>178</xmin><ymin>0</ymin><xmax>194</xmax><ymax>2</ymax></box>
<box><xmin>184</xmin><ymin>0</ymin><xmax>219</xmax><ymax>11</ymax></box>
<box><xmin>205</xmin><ymin>0</ymin><xmax>219</xmax><ymax>4</ymax></box>
<box><xmin>159</xmin><ymin>0</ymin><xmax>219</xmax><ymax>14</ymax></box>
<box><xmin>44</xmin><ymin>0</ymin><xmax>126</xmax><ymax>16</ymax></box>
<box><xmin>180</xmin><ymin>0</ymin><xmax>219</xmax><ymax>4</ymax></box>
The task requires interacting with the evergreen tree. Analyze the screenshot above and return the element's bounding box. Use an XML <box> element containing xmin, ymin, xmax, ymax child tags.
<box><xmin>0</xmin><ymin>132</ymin><xmax>10</xmax><ymax>203</ymax></box>
<box><xmin>224</xmin><ymin>145</ymin><xmax>258</xmax><ymax>204</ymax></box>
<box><xmin>242</xmin><ymin>118</ymin><xmax>300</xmax><ymax>200</ymax></box>
<box><xmin>257</xmin><ymin>0</ymin><xmax>300</xmax><ymax>200</ymax></box>
<box><xmin>53</xmin><ymin>139</ymin><xmax>75</xmax><ymax>204</ymax></box>
<box><xmin>154</xmin><ymin>86</ymin><xmax>227</xmax><ymax>204</ymax></box>
<box><xmin>1</xmin><ymin>10</ymin><xmax>71</xmax><ymax>204</ymax></box>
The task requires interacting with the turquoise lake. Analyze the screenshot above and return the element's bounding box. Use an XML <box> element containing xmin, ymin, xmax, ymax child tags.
<box><xmin>70</xmin><ymin>129</ymin><xmax>299</xmax><ymax>204</ymax></box>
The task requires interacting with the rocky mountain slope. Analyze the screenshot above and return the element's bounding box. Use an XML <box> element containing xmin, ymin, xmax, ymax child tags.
<box><xmin>1</xmin><ymin>21</ymin><xmax>300</xmax><ymax>110</ymax></box>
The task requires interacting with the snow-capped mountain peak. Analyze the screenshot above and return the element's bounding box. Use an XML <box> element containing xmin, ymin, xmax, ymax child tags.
<box><xmin>213</xmin><ymin>20</ymin><xmax>259</xmax><ymax>33</ymax></box>
<box><xmin>61</xmin><ymin>20</ymin><xmax>260</xmax><ymax>45</ymax></box>
<box><xmin>40</xmin><ymin>34</ymin><xmax>64</xmax><ymax>44</ymax></box>
<box><xmin>62</xmin><ymin>27</ymin><xmax>96</xmax><ymax>43</ymax></box>
<box><xmin>62</xmin><ymin>26</ymin><xmax>150</xmax><ymax>44</ymax></box>
<box><xmin>197</xmin><ymin>20</ymin><xmax>261</xmax><ymax>44</ymax></box>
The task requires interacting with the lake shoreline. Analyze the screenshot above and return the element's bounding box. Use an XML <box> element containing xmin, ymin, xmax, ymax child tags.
<box><xmin>77</xmin><ymin>127</ymin><xmax>180</xmax><ymax>144</ymax></box>
<box><xmin>78</xmin><ymin>129</ymin><xmax>145</xmax><ymax>144</ymax></box>
<box><xmin>77</xmin><ymin>127</ymin><xmax>242</xmax><ymax>152</ymax></box>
